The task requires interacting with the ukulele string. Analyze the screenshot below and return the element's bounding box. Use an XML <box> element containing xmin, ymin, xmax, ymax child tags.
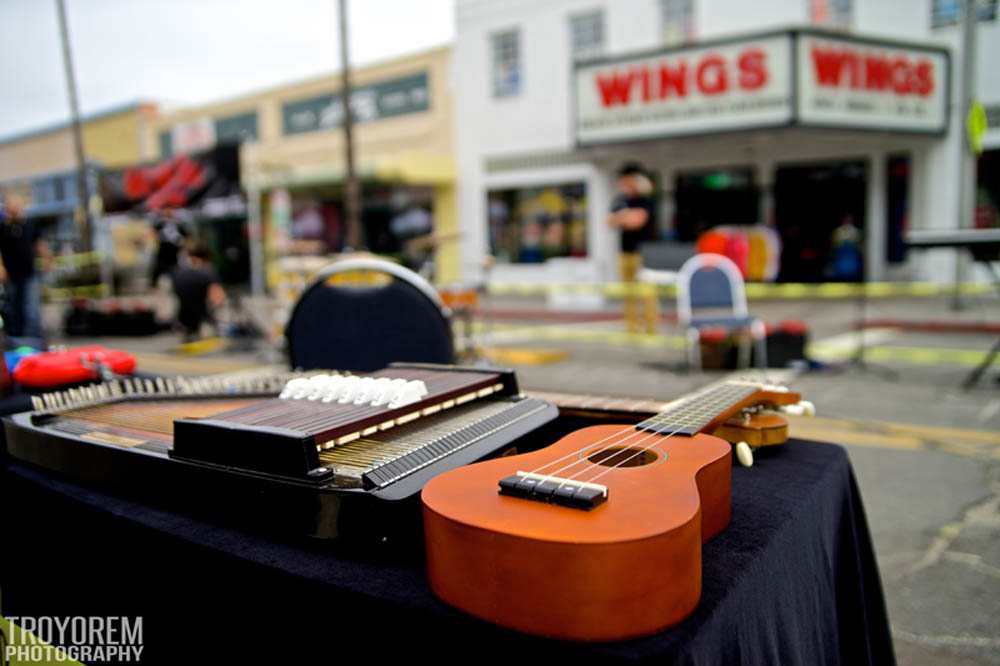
<box><xmin>522</xmin><ymin>422</ymin><xmax>653</xmax><ymax>479</ymax></box>
<box><xmin>581</xmin><ymin>389</ymin><xmax>755</xmax><ymax>485</ymax></box>
<box><xmin>530</xmin><ymin>389</ymin><xmax>708</xmax><ymax>486</ymax></box>
<box><xmin>523</xmin><ymin>381</ymin><xmax>755</xmax><ymax>488</ymax></box>
<box><xmin>565</xmin><ymin>417</ymin><xmax>692</xmax><ymax>485</ymax></box>
<box><xmin>521</xmin><ymin>394</ymin><xmax>705</xmax><ymax>477</ymax></box>
<box><xmin>566</xmin><ymin>383</ymin><xmax>759</xmax><ymax>484</ymax></box>
<box><xmin>522</xmin><ymin>387</ymin><xmax>712</xmax><ymax>480</ymax></box>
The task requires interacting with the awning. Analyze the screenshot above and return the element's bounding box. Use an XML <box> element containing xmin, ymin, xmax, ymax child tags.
<box><xmin>99</xmin><ymin>144</ymin><xmax>245</xmax><ymax>219</ymax></box>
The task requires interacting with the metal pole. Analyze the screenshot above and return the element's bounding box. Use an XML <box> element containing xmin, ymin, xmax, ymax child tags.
<box><xmin>338</xmin><ymin>0</ymin><xmax>362</xmax><ymax>250</ymax></box>
<box><xmin>247</xmin><ymin>186</ymin><xmax>265</xmax><ymax>297</ymax></box>
<box><xmin>55</xmin><ymin>0</ymin><xmax>91</xmax><ymax>253</ymax></box>
<box><xmin>952</xmin><ymin>0</ymin><xmax>978</xmax><ymax>309</ymax></box>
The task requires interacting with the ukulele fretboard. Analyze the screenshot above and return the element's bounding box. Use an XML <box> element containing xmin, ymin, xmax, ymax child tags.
<box><xmin>636</xmin><ymin>383</ymin><xmax>758</xmax><ymax>436</ymax></box>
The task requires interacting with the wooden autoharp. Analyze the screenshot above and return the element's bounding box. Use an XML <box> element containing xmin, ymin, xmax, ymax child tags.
<box><xmin>5</xmin><ymin>364</ymin><xmax>557</xmax><ymax>542</ymax></box>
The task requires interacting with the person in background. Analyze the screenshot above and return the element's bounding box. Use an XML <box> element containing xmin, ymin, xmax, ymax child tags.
<box><xmin>828</xmin><ymin>214</ymin><xmax>863</xmax><ymax>281</ymax></box>
<box><xmin>607</xmin><ymin>162</ymin><xmax>658</xmax><ymax>334</ymax></box>
<box><xmin>0</xmin><ymin>193</ymin><xmax>49</xmax><ymax>339</ymax></box>
<box><xmin>171</xmin><ymin>243</ymin><xmax>225</xmax><ymax>341</ymax></box>
<box><xmin>150</xmin><ymin>208</ymin><xmax>189</xmax><ymax>288</ymax></box>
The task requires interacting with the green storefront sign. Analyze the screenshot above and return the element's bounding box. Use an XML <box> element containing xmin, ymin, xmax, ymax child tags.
<box><xmin>281</xmin><ymin>71</ymin><xmax>429</xmax><ymax>135</ymax></box>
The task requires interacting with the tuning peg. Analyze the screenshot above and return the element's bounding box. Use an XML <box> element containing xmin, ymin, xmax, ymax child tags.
<box><xmin>735</xmin><ymin>441</ymin><xmax>754</xmax><ymax>467</ymax></box>
<box><xmin>782</xmin><ymin>400</ymin><xmax>816</xmax><ymax>417</ymax></box>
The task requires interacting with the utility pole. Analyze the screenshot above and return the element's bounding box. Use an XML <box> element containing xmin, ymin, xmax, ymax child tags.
<box><xmin>338</xmin><ymin>0</ymin><xmax>362</xmax><ymax>250</ymax></box>
<box><xmin>953</xmin><ymin>0</ymin><xmax>978</xmax><ymax>308</ymax></box>
<box><xmin>56</xmin><ymin>0</ymin><xmax>91</xmax><ymax>252</ymax></box>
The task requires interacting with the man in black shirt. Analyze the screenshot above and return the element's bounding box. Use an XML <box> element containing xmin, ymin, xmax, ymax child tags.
<box><xmin>171</xmin><ymin>243</ymin><xmax>224</xmax><ymax>341</ymax></box>
<box><xmin>0</xmin><ymin>194</ymin><xmax>48</xmax><ymax>339</ymax></box>
<box><xmin>150</xmin><ymin>209</ymin><xmax>189</xmax><ymax>288</ymax></box>
<box><xmin>607</xmin><ymin>162</ymin><xmax>658</xmax><ymax>333</ymax></box>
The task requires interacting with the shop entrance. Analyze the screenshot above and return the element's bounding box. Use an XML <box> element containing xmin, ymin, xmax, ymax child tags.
<box><xmin>674</xmin><ymin>167</ymin><xmax>759</xmax><ymax>242</ymax></box>
<box><xmin>774</xmin><ymin>160</ymin><xmax>867</xmax><ymax>282</ymax></box>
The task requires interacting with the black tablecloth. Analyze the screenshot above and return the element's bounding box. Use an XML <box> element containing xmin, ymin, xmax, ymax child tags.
<box><xmin>0</xmin><ymin>439</ymin><xmax>894</xmax><ymax>665</ymax></box>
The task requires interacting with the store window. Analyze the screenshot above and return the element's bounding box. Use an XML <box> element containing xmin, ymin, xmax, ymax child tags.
<box><xmin>487</xmin><ymin>183</ymin><xmax>588</xmax><ymax>263</ymax></box>
<box><xmin>660</xmin><ymin>0</ymin><xmax>694</xmax><ymax>45</ymax></box>
<box><xmin>674</xmin><ymin>168</ymin><xmax>758</xmax><ymax>242</ymax></box>
<box><xmin>932</xmin><ymin>0</ymin><xmax>997</xmax><ymax>27</ymax></box>
<box><xmin>810</xmin><ymin>0</ymin><xmax>852</xmax><ymax>29</ymax></box>
<box><xmin>569</xmin><ymin>10</ymin><xmax>605</xmax><ymax>60</ymax></box>
<box><xmin>491</xmin><ymin>29</ymin><xmax>521</xmax><ymax>98</ymax></box>
<box><xmin>976</xmin><ymin>150</ymin><xmax>1000</xmax><ymax>230</ymax></box>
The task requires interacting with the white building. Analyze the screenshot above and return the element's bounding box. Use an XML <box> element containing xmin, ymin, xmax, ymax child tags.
<box><xmin>454</xmin><ymin>0</ymin><xmax>1000</xmax><ymax>285</ymax></box>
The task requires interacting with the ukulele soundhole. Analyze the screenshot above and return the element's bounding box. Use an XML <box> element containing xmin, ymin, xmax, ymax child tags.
<box><xmin>587</xmin><ymin>447</ymin><xmax>659</xmax><ymax>467</ymax></box>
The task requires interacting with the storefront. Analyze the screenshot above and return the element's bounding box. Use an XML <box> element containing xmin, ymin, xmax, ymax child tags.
<box><xmin>152</xmin><ymin>46</ymin><xmax>459</xmax><ymax>293</ymax></box>
<box><xmin>573</xmin><ymin>28</ymin><xmax>949</xmax><ymax>283</ymax></box>
<box><xmin>462</xmin><ymin>27</ymin><xmax>955</xmax><ymax>285</ymax></box>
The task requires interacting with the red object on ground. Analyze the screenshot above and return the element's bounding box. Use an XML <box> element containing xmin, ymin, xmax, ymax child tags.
<box><xmin>699</xmin><ymin>327</ymin><xmax>729</xmax><ymax>343</ymax></box>
<box><xmin>13</xmin><ymin>345</ymin><xmax>137</xmax><ymax>388</ymax></box>
<box><xmin>779</xmin><ymin>320</ymin><xmax>809</xmax><ymax>336</ymax></box>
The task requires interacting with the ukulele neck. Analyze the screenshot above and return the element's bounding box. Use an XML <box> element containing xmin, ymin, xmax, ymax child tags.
<box><xmin>635</xmin><ymin>383</ymin><xmax>762</xmax><ymax>436</ymax></box>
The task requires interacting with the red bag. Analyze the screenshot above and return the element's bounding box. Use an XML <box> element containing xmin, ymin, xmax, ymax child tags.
<box><xmin>13</xmin><ymin>345</ymin><xmax>137</xmax><ymax>388</ymax></box>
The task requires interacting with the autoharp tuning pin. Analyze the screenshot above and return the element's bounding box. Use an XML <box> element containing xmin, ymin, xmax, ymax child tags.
<box><xmin>387</xmin><ymin>380</ymin><xmax>428</xmax><ymax>409</ymax></box>
<box><xmin>336</xmin><ymin>376</ymin><xmax>363</xmax><ymax>403</ymax></box>
<box><xmin>356</xmin><ymin>377</ymin><xmax>389</xmax><ymax>405</ymax></box>
<box><xmin>372</xmin><ymin>378</ymin><xmax>407</xmax><ymax>407</ymax></box>
<box><xmin>302</xmin><ymin>374</ymin><xmax>333</xmax><ymax>401</ymax></box>
<box><xmin>280</xmin><ymin>377</ymin><xmax>309</xmax><ymax>400</ymax></box>
<box><xmin>155</xmin><ymin>377</ymin><xmax>165</xmax><ymax>392</ymax></box>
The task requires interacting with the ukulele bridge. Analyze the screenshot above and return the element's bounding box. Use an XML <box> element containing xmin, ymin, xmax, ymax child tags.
<box><xmin>498</xmin><ymin>471</ymin><xmax>608</xmax><ymax>510</ymax></box>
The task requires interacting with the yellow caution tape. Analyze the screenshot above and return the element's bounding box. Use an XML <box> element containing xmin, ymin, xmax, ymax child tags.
<box><xmin>43</xmin><ymin>284</ymin><xmax>110</xmax><ymax>301</ymax></box>
<box><xmin>486</xmin><ymin>281</ymin><xmax>993</xmax><ymax>299</ymax></box>
<box><xmin>46</xmin><ymin>251</ymin><xmax>104</xmax><ymax>270</ymax></box>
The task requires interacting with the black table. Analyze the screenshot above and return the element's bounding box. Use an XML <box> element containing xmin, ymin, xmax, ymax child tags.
<box><xmin>0</xmin><ymin>439</ymin><xmax>894</xmax><ymax>665</ymax></box>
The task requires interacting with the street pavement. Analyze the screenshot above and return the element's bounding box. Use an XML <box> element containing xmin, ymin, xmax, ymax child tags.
<box><xmin>38</xmin><ymin>291</ymin><xmax>1000</xmax><ymax>665</ymax></box>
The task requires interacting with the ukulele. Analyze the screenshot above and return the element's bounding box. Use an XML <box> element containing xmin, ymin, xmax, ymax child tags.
<box><xmin>422</xmin><ymin>380</ymin><xmax>801</xmax><ymax>642</ymax></box>
<box><xmin>529</xmin><ymin>387</ymin><xmax>814</xmax><ymax>468</ymax></box>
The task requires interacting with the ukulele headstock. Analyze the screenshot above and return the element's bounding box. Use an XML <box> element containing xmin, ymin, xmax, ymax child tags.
<box><xmin>716</xmin><ymin>381</ymin><xmax>815</xmax><ymax>467</ymax></box>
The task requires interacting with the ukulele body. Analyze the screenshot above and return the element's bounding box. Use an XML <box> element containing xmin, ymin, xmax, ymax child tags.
<box><xmin>422</xmin><ymin>424</ymin><xmax>732</xmax><ymax>641</ymax></box>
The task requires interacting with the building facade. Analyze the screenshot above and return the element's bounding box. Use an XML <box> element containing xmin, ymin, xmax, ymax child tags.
<box><xmin>0</xmin><ymin>102</ymin><xmax>158</xmax><ymax>249</ymax></box>
<box><xmin>454</xmin><ymin>0</ymin><xmax>1000</xmax><ymax>284</ymax></box>
<box><xmin>148</xmin><ymin>46</ymin><xmax>459</xmax><ymax>288</ymax></box>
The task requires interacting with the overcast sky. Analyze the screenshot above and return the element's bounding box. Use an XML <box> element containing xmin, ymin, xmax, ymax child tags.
<box><xmin>0</xmin><ymin>0</ymin><xmax>455</xmax><ymax>139</ymax></box>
